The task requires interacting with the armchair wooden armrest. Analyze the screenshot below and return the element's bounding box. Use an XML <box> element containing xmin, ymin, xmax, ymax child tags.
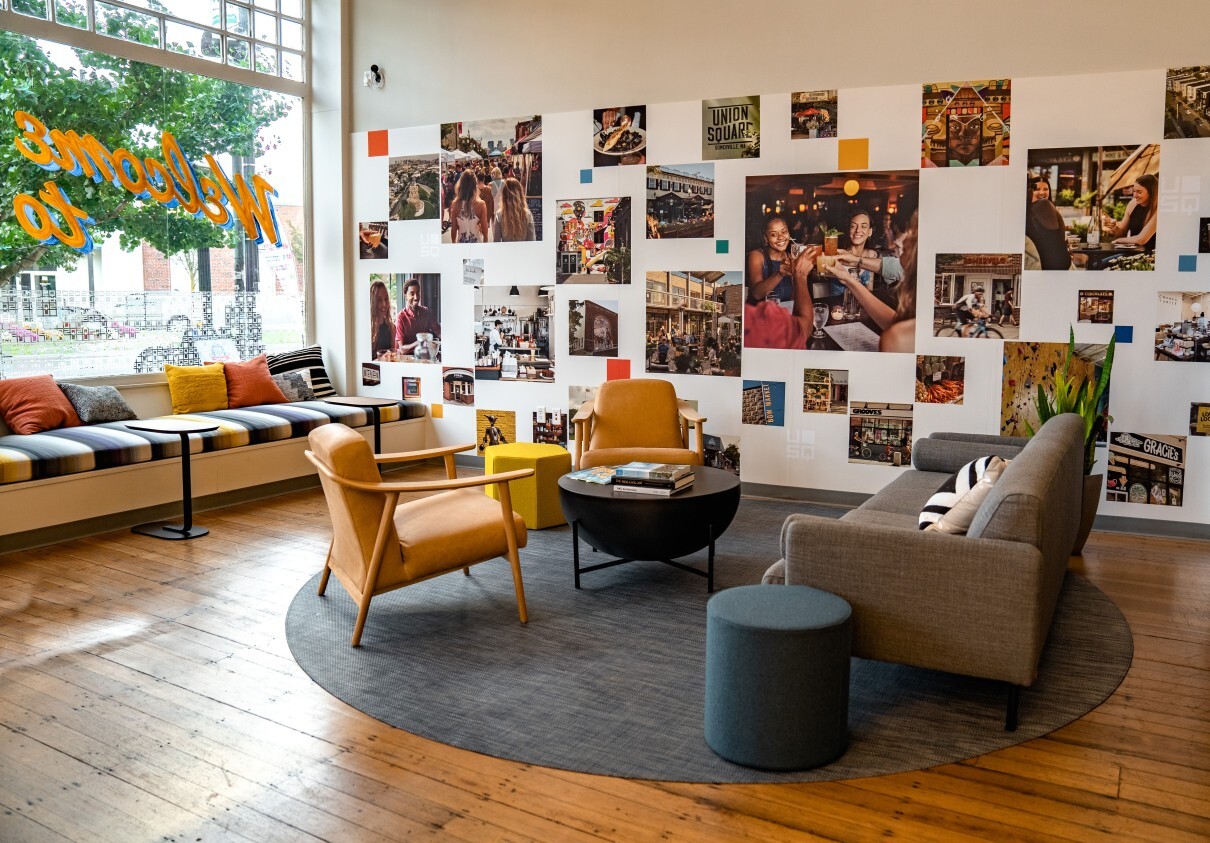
<box><xmin>677</xmin><ymin>401</ymin><xmax>707</xmax><ymax>464</ymax></box>
<box><xmin>307</xmin><ymin>451</ymin><xmax>533</xmax><ymax>494</ymax></box>
<box><xmin>374</xmin><ymin>442</ymin><xmax>475</xmax><ymax>464</ymax></box>
<box><xmin>572</xmin><ymin>401</ymin><xmax>595</xmax><ymax>467</ymax></box>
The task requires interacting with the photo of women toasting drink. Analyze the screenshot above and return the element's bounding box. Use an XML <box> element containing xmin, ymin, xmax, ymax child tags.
<box><xmin>743</xmin><ymin>171</ymin><xmax>919</xmax><ymax>353</ymax></box>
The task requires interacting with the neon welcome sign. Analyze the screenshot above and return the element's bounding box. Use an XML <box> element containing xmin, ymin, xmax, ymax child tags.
<box><xmin>10</xmin><ymin>110</ymin><xmax>282</xmax><ymax>254</ymax></box>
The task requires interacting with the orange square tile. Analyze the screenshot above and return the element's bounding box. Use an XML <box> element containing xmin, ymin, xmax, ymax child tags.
<box><xmin>430</xmin><ymin>402</ymin><xmax>443</xmax><ymax>419</ymax></box>
<box><xmin>606</xmin><ymin>359</ymin><xmax>630</xmax><ymax>381</ymax></box>
<box><xmin>838</xmin><ymin>138</ymin><xmax>869</xmax><ymax>171</ymax></box>
<box><xmin>367</xmin><ymin>130</ymin><xmax>388</xmax><ymax>157</ymax></box>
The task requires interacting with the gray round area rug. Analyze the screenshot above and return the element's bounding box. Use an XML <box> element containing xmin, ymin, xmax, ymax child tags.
<box><xmin>285</xmin><ymin>499</ymin><xmax>1133</xmax><ymax>783</ymax></box>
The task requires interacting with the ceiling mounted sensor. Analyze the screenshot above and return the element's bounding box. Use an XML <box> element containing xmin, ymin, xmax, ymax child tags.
<box><xmin>363</xmin><ymin>64</ymin><xmax>384</xmax><ymax>89</ymax></box>
<box><xmin>508</xmin><ymin>286</ymin><xmax>520</xmax><ymax>296</ymax></box>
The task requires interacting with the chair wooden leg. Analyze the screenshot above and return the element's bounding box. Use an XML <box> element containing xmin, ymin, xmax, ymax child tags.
<box><xmin>507</xmin><ymin>546</ymin><xmax>528</xmax><ymax>624</ymax></box>
<box><xmin>496</xmin><ymin>480</ymin><xmax>528</xmax><ymax>624</ymax></box>
<box><xmin>317</xmin><ymin>541</ymin><xmax>333</xmax><ymax>595</ymax></box>
<box><xmin>463</xmin><ymin>567</ymin><xmax>471</xmax><ymax>576</ymax></box>
<box><xmin>351</xmin><ymin>592</ymin><xmax>373</xmax><ymax>647</ymax></box>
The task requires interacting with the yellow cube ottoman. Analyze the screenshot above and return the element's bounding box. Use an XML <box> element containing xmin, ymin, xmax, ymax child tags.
<box><xmin>483</xmin><ymin>442</ymin><xmax>572</xmax><ymax>529</ymax></box>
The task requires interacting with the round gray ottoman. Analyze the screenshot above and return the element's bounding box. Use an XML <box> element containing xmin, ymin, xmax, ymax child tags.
<box><xmin>705</xmin><ymin>584</ymin><xmax>852</xmax><ymax>770</ymax></box>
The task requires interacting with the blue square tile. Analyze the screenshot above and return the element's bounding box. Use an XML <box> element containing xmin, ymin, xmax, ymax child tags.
<box><xmin>579</xmin><ymin>169</ymin><xmax>592</xmax><ymax>184</ymax></box>
<box><xmin>1114</xmin><ymin>325</ymin><xmax>1133</xmax><ymax>344</ymax></box>
<box><xmin>1178</xmin><ymin>254</ymin><xmax>1197</xmax><ymax>272</ymax></box>
<box><xmin>716</xmin><ymin>240</ymin><xmax>729</xmax><ymax>254</ymax></box>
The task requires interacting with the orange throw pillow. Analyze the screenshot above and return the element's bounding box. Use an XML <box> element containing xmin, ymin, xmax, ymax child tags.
<box><xmin>0</xmin><ymin>375</ymin><xmax>82</xmax><ymax>434</ymax></box>
<box><xmin>224</xmin><ymin>354</ymin><xmax>289</xmax><ymax>408</ymax></box>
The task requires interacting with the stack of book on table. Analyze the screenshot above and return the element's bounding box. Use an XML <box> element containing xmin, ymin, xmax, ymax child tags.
<box><xmin>611</xmin><ymin>462</ymin><xmax>695</xmax><ymax>496</ymax></box>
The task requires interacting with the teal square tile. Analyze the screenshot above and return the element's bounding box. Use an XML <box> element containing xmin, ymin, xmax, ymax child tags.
<box><xmin>716</xmin><ymin>240</ymin><xmax>729</xmax><ymax>254</ymax></box>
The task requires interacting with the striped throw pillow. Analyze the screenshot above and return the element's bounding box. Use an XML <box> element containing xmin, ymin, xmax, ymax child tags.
<box><xmin>265</xmin><ymin>345</ymin><xmax>336</xmax><ymax>398</ymax></box>
<box><xmin>918</xmin><ymin>455</ymin><xmax>1009</xmax><ymax>534</ymax></box>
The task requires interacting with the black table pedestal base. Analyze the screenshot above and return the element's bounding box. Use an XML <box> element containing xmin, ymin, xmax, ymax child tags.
<box><xmin>132</xmin><ymin>523</ymin><xmax>210</xmax><ymax>540</ymax></box>
<box><xmin>572</xmin><ymin>520</ymin><xmax>715</xmax><ymax>592</ymax></box>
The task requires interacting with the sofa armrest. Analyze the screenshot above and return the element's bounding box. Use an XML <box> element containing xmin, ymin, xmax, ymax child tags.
<box><xmin>911</xmin><ymin>436</ymin><xmax>1025</xmax><ymax>474</ymax></box>
<box><xmin>929</xmin><ymin>431</ymin><xmax>1030</xmax><ymax>447</ymax></box>
<box><xmin>780</xmin><ymin>514</ymin><xmax>1051</xmax><ymax>686</ymax></box>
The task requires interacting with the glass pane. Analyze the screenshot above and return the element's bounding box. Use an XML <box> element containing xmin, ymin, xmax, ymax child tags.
<box><xmin>253</xmin><ymin>0</ymin><xmax>275</xmax><ymax>8</ymax></box>
<box><xmin>254</xmin><ymin>43</ymin><xmax>277</xmax><ymax>75</ymax></box>
<box><xmin>12</xmin><ymin>0</ymin><xmax>49</xmax><ymax>18</ymax></box>
<box><xmin>254</xmin><ymin>10</ymin><xmax>277</xmax><ymax>44</ymax></box>
<box><xmin>95</xmin><ymin>2</ymin><xmax>161</xmax><ymax>48</ymax></box>
<box><xmin>54</xmin><ymin>0</ymin><xmax>87</xmax><ymax>28</ymax></box>
<box><xmin>225</xmin><ymin>3</ymin><xmax>250</xmax><ymax>35</ymax></box>
<box><xmin>0</xmin><ymin>31</ymin><xmax>307</xmax><ymax>379</ymax></box>
<box><xmin>226</xmin><ymin>37</ymin><xmax>250</xmax><ymax>68</ymax></box>
<box><xmin>280</xmin><ymin>0</ymin><xmax>301</xmax><ymax>19</ymax></box>
<box><xmin>280</xmin><ymin>50</ymin><xmax>303</xmax><ymax>82</ymax></box>
<box><xmin>156</xmin><ymin>0</ymin><xmax>221</xmax><ymax>28</ymax></box>
<box><xmin>165</xmin><ymin>20</ymin><xmax>221</xmax><ymax>60</ymax></box>
<box><xmin>280</xmin><ymin>19</ymin><xmax>302</xmax><ymax>50</ymax></box>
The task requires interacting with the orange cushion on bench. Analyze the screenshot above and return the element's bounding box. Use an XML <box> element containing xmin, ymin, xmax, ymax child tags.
<box><xmin>0</xmin><ymin>375</ymin><xmax>82</xmax><ymax>434</ymax></box>
<box><xmin>224</xmin><ymin>354</ymin><xmax>288</xmax><ymax>409</ymax></box>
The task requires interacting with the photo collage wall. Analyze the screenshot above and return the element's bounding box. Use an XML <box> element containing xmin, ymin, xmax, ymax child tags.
<box><xmin>350</xmin><ymin>66</ymin><xmax>1210</xmax><ymax>523</ymax></box>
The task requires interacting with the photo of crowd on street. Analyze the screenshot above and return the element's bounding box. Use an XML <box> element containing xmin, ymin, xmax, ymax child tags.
<box><xmin>368</xmin><ymin>273</ymin><xmax>442</xmax><ymax>363</ymax></box>
<box><xmin>744</xmin><ymin>171</ymin><xmax>919</xmax><ymax>353</ymax></box>
<box><xmin>791</xmin><ymin>90</ymin><xmax>838</xmax><ymax>140</ymax></box>
<box><xmin>387</xmin><ymin>155</ymin><xmax>440</xmax><ymax>221</ymax></box>
<box><xmin>933</xmin><ymin>254</ymin><xmax>1020</xmax><ymax>338</ymax></box>
<box><xmin>921</xmin><ymin>80</ymin><xmax>1010</xmax><ymax>167</ymax></box>
<box><xmin>592</xmin><ymin>105</ymin><xmax>647</xmax><ymax>167</ymax></box>
<box><xmin>645</xmin><ymin>164</ymin><xmax>714</xmax><ymax>239</ymax></box>
<box><xmin>1164</xmin><ymin>67</ymin><xmax>1210</xmax><ymax>139</ymax></box>
<box><xmin>702</xmin><ymin>95</ymin><xmax>760</xmax><ymax>160</ymax></box>
<box><xmin>440</xmin><ymin>116</ymin><xmax>543</xmax><ymax>243</ymax></box>
<box><xmin>1155</xmin><ymin>291</ymin><xmax>1209</xmax><ymax>362</ymax></box>
<box><xmin>569</xmin><ymin>299</ymin><xmax>618</xmax><ymax>357</ymax></box>
<box><xmin>555</xmin><ymin>197</ymin><xmax>631</xmax><ymax>283</ymax></box>
<box><xmin>645</xmin><ymin>271</ymin><xmax>742</xmax><ymax>376</ymax></box>
<box><xmin>1025</xmin><ymin>144</ymin><xmax>1159</xmax><ymax>271</ymax></box>
<box><xmin>357</xmin><ymin>221</ymin><xmax>388</xmax><ymax>260</ymax></box>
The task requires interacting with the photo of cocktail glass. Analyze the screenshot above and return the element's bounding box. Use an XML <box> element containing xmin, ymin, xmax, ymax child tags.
<box><xmin>812</xmin><ymin>303</ymin><xmax>829</xmax><ymax>338</ymax></box>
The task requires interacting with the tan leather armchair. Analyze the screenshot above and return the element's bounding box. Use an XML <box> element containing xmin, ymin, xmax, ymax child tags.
<box><xmin>572</xmin><ymin>378</ymin><xmax>707</xmax><ymax>469</ymax></box>
<box><xmin>305</xmin><ymin>424</ymin><xmax>533</xmax><ymax>646</ymax></box>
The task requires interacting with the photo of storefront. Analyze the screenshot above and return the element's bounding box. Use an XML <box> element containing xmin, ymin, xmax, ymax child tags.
<box><xmin>646</xmin><ymin>164</ymin><xmax>714</xmax><ymax>239</ymax></box>
<box><xmin>1155</xmin><ymin>291</ymin><xmax>1209</xmax><ymax>362</ymax></box>
<box><xmin>848</xmin><ymin>402</ymin><xmax>913</xmax><ymax>466</ymax></box>
<box><xmin>532</xmin><ymin>408</ymin><xmax>568</xmax><ymax>447</ymax></box>
<box><xmin>555</xmin><ymin>197</ymin><xmax>631</xmax><ymax>283</ymax></box>
<box><xmin>570</xmin><ymin>299</ymin><xmax>618</xmax><ymax>357</ymax></box>
<box><xmin>1106</xmin><ymin>431</ymin><xmax>1186</xmax><ymax>507</ymax></box>
<box><xmin>803</xmin><ymin>368</ymin><xmax>848</xmax><ymax>414</ymax></box>
<box><xmin>1078</xmin><ymin>290</ymin><xmax>1115</xmax><ymax>323</ymax></box>
<box><xmin>442</xmin><ymin>367</ymin><xmax>474</xmax><ymax>404</ymax></box>
<box><xmin>741</xmin><ymin>380</ymin><xmax>785</xmax><ymax>426</ymax></box>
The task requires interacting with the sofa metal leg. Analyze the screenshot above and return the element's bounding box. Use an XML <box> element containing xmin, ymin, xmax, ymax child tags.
<box><xmin>1005</xmin><ymin>684</ymin><xmax>1020</xmax><ymax>732</ymax></box>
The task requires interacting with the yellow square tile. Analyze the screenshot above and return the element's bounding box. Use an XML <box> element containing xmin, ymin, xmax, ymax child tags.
<box><xmin>430</xmin><ymin>403</ymin><xmax>443</xmax><ymax>419</ymax></box>
<box><xmin>838</xmin><ymin>138</ymin><xmax>869</xmax><ymax>171</ymax></box>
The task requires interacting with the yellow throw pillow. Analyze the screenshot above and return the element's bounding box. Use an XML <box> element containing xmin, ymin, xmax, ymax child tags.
<box><xmin>164</xmin><ymin>362</ymin><xmax>228</xmax><ymax>414</ymax></box>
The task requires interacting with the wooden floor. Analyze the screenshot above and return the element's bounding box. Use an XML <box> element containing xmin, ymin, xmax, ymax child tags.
<box><xmin>1</xmin><ymin>468</ymin><xmax>1207</xmax><ymax>842</ymax></box>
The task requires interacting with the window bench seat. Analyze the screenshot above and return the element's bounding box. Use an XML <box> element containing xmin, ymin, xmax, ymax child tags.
<box><xmin>0</xmin><ymin>397</ymin><xmax>427</xmax><ymax>550</ymax></box>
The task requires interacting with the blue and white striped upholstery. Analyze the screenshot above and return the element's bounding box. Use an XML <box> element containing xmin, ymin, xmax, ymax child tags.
<box><xmin>0</xmin><ymin>399</ymin><xmax>425</xmax><ymax>486</ymax></box>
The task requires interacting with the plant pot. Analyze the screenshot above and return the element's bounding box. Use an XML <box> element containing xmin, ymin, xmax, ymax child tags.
<box><xmin>1073</xmin><ymin>473</ymin><xmax>1103</xmax><ymax>555</ymax></box>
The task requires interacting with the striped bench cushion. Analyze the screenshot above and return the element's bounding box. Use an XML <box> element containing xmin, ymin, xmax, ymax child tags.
<box><xmin>0</xmin><ymin>399</ymin><xmax>425</xmax><ymax>486</ymax></box>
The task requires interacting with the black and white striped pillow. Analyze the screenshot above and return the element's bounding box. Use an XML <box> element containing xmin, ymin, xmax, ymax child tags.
<box><xmin>265</xmin><ymin>345</ymin><xmax>336</xmax><ymax>398</ymax></box>
<box><xmin>918</xmin><ymin>455</ymin><xmax>1008</xmax><ymax>534</ymax></box>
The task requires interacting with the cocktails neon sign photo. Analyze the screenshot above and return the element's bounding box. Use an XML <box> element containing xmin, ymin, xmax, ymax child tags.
<box><xmin>10</xmin><ymin>110</ymin><xmax>282</xmax><ymax>253</ymax></box>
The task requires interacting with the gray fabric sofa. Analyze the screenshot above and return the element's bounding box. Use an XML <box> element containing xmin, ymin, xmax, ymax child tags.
<box><xmin>763</xmin><ymin>413</ymin><xmax>1084</xmax><ymax>729</ymax></box>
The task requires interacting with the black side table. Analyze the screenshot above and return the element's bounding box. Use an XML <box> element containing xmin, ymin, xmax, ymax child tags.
<box><xmin>125</xmin><ymin>419</ymin><xmax>219</xmax><ymax>540</ymax></box>
<box><xmin>323</xmin><ymin>396</ymin><xmax>398</xmax><ymax>453</ymax></box>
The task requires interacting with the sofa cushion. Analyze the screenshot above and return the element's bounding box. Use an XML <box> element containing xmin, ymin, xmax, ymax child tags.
<box><xmin>165</xmin><ymin>363</ymin><xmax>228</xmax><ymax>414</ymax></box>
<box><xmin>840</xmin><ymin>508</ymin><xmax>920</xmax><ymax>531</ymax></box>
<box><xmin>59</xmin><ymin>383</ymin><xmax>138</xmax><ymax>424</ymax></box>
<box><xmin>225</xmin><ymin>354</ymin><xmax>289</xmax><ymax>408</ymax></box>
<box><xmin>919</xmin><ymin>456</ymin><xmax>1008</xmax><ymax>534</ymax></box>
<box><xmin>266</xmin><ymin>345</ymin><xmax>336</xmax><ymax>398</ymax></box>
<box><xmin>0</xmin><ymin>375</ymin><xmax>82</xmax><ymax>434</ymax></box>
<box><xmin>272</xmin><ymin>369</ymin><xmax>316</xmax><ymax>402</ymax></box>
<box><xmin>912</xmin><ymin>436</ymin><xmax>1023</xmax><ymax>474</ymax></box>
<box><xmin>860</xmin><ymin>469</ymin><xmax>950</xmax><ymax>516</ymax></box>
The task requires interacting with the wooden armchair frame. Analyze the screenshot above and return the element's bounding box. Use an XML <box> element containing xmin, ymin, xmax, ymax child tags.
<box><xmin>572</xmin><ymin>399</ymin><xmax>707</xmax><ymax>468</ymax></box>
<box><xmin>305</xmin><ymin>440</ymin><xmax>534</xmax><ymax>646</ymax></box>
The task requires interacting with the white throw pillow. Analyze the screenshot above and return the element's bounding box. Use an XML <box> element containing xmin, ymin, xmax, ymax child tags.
<box><xmin>918</xmin><ymin>456</ymin><xmax>1009</xmax><ymax>535</ymax></box>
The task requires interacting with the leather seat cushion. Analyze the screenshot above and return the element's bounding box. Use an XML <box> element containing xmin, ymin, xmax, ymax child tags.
<box><xmin>394</xmin><ymin>488</ymin><xmax>527</xmax><ymax>581</ymax></box>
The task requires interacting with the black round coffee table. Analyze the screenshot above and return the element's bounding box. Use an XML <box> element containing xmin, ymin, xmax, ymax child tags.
<box><xmin>557</xmin><ymin>466</ymin><xmax>741</xmax><ymax>592</ymax></box>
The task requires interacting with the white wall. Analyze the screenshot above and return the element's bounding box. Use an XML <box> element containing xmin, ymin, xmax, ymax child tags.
<box><xmin>326</xmin><ymin>0</ymin><xmax>1210</xmax><ymax>529</ymax></box>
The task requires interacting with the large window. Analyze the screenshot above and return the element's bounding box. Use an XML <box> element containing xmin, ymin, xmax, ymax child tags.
<box><xmin>0</xmin><ymin>22</ymin><xmax>306</xmax><ymax>379</ymax></box>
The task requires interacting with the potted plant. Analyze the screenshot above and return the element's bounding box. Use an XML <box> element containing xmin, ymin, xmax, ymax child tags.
<box><xmin>1025</xmin><ymin>327</ymin><xmax>1115</xmax><ymax>553</ymax></box>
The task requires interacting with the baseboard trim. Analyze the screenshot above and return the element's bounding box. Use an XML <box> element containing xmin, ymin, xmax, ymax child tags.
<box><xmin>1091</xmin><ymin>514</ymin><xmax>1210</xmax><ymax>541</ymax></box>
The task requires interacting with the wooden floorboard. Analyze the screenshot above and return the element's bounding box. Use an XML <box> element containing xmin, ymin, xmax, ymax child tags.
<box><xmin>2</xmin><ymin>471</ymin><xmax>1207</xmax><ymax>842</ymax></box>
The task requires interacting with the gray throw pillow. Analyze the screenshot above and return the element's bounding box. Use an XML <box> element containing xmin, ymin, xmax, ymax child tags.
<box><xmin>271</xmin><ymin>369</ymin><xmax>316</xmax><ymax>402</ymax></box>
<box><xmin>58</xmin><ymin>383</ymin><xmax>138</xmax><ymax>424</ymax></box>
